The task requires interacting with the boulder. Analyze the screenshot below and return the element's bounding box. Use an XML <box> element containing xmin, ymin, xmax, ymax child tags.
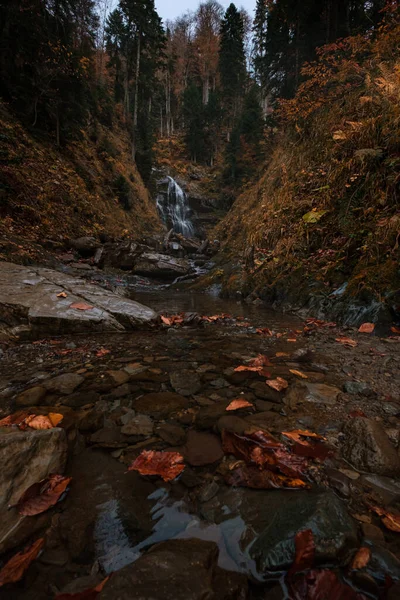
<box><xmin>181</xmin><ymin>431</ymin><xmax>224</xmax><ymax>466</ymax></box>
<box><xmin>100</xmin><ymin>241</ymin><xmax>141</xmax><ymax>270</ymax></box>
<box><xmin>170</xmin><ymin>370</ymin><xmax>202</xmax><ymax>396</ymax></box>
<box><xmin>15</xmin><ymin>385</ymin><xmax>47</xmax><ymax>407</ymax></box>
<box><xmin>69</xmin><ymin>236</ymin><xmax>99</xmax><ymax>256</ymax></box>
<box><xmin>43</xmin><ymin>373</ymin><xmax>84</xmax><ymax>395</ymax></box>
<box><xmin>0</xmin><ymin>427</ymin><xmax>67</xmax><ymax>553</ymax></box>
<box><xmin>0</xmin><ymin>262</ymin><xmax>157</xmax><ymax>338</ymax></box>
<box><xmin>133</xmin><ymin>392</ymin><xmax>190</xmax><ymax>419</ymax></box>
<box><xmin>121</xmin><ymin>415</ymin><xmax>154</xmax><ymax>437</ymax></box>
<box><xmin>156</xmin><ymin>423</ymin><xmax>186</xmax><ymax>446</ymax></box>
<box><xmin>200</xmin><ymin>488</ymin><xmax>358</xmax><ymax>578</ymax></box>
<box><xmin>342</xmin><ymin>417</ymin><xmax>400</xmax><ymax>476</ymax></box>
<box><xmin>99</xmin><ymin>539</ymin><xmax>248</xmax><ymax>600</ymax></box>
<box><xmin>132</xmin><ymin>253</ymin><xmax>191</xmax><ymax>280</ymax></box>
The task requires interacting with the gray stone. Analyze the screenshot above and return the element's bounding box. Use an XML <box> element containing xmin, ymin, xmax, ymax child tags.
<box><xmin>43</xmin><ymin>373</ymin><xmax>84</xmax><ymax>395</ymax></box>
<box><xmin>200</xmin><ymin>488</ymin><xmax>358</xmax><ymax>578</ymax></box>
<box><xmin>15</xmin><ymin>385</ymin><xmax>47</xmax><ymax>407</ymax></box>
<box><xmin>121</xmin><ymin>415</ymin><xmax>153</xmax><ymax>437</ymax></box>
<box><xmin>170</xmin><ymin>370</ymin><xmax>201</xmax><ymax>396</ymax></box>
<box><xmin>343</xmin><ymin>381</ymin><xmax>370</xmax><ymax>395</ymax></box>
<box><xmin>69</xmin><ymin>236</ymin><xmax>99</xmax><ymax>256</ymax></box>
<box><xmin>133</xmin><ymin>392</ymin><xmax>189</xmax><ymax>419</ymax></box>
<box><xmin>250</xmin><ymin>381</ymin><xmax>282</xmax><ymax>404</ymax></box>
<box><xmin>304</xmin><ymin>383</ymin><xmax>341</xmax><ymax>405</ymax></box>
<box><xmin>133</xmin><ymin>253</ymin><xmax>191</xmax><ymax>280</ymax></box>
<box><xmin>62</xmin><ymin>391</ymin><xmax>100</xmax><ymax>408</ymax></box>
<box><xmin>0</xmin><ymin>427</ymin><xmax>67</xmax><ymax>553</ymax></box>
<box><xmin>99</xmin><ymin>539</ymin><xmax>248</xmax><ymax>600</ymax></box>
<box><xmin>343</xmin><ymin>417</ymin><xmax>400</xmax><ymax>476</ymax></box>
<box><xmin>156</xmin><ymin>423</ymin><xmax>186</xmax><ymax>446</ymax></box>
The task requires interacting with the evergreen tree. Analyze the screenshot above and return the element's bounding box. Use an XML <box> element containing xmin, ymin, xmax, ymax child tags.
<box><xmin>182</xmin><ymin>83</ymin><xmax>206</xmax><ymax>162</ymax></box>
<box><xmin>219</xmin><ymin>3</ymin><xmax>246</xmax><ymax>118</ymax></box>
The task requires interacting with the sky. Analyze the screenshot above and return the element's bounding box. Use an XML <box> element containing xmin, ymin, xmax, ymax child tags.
<box><xmin>155</xmin><ymin>0</ymin><xmax>256</xmax><ymax>24</ymax></box>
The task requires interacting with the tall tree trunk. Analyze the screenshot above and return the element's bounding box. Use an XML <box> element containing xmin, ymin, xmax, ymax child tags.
<box><xmin>132</xmin><ymin>33</ymin><xmax>141</xmax><ymax>159</ymax></box>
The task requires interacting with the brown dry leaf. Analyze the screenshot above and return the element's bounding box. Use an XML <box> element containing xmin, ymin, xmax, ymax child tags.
<box><xmin>351</xmin><ymin>547</ymin><xmax>371</xmax><ymax>570</ymax></box>
<box><xmin>276</xmin><ymin>352</ymin><xmax>290</xmax><ymax>357</ymax></box>
<box><xmin>266</xmin><ymin>377</ymin><xmax>288</xmax><ymax>392</ymax></box>
<box><xmin>225</xmin><ymin>464</ymin><xmax>308</xmax><ymax>490</ymax></box>
<box><xmin>161</xmin><ymin>314</ymin><xmax>184</xmax><ymax>326</ymax></box>
<box><xmin>371</xmin><ymin>506</ymin><xmax>400</xmax><ymax>532</ymax></box>
<box><xmin>287</xmin><ymin>338</ymin><xmax>297</xmax><ymax>343</ymax></box>
<box><xmin>226</xmin><ymin>399</ymin><xmax>254</xmax><ymax>411</ymax></box>
<box><xmin>288</xmin><ymin>569</ymin><xmax>366</xmax><ymax>599</ymax></box>
<box><xmin>282</xmin><ymin>430</ymin><xmax>330</xmax><ymax>460</ymax></box>
<box><xmin>358</xmin><ymin>323</ymin><xmax>375</xmax><ymax>333</ymax></box>
<box><xmin>17</xmin><ymin>474</ymin><xmax>72</xmax><ymax>516</ymax></box>
<box><xmin>289</xmin><ymin>529</ymin><xmax>315</xmax><ymax>576</ymax></box>
<box><xmin>70</xmin><ymin>302</ymin><xmax>94</xmax><ymax>311</ymax></box>
<box><xmin>248</xmin><ymin>354</ymin><xmax>271</xmax><ymax>367</ymax></box>
<box><xmin>234</xmin><ymin>365</ymin><xmax>271</xmax><ymax>377</ymax></box>
<box><xmin>289</xmin><ymin>369</ymin><xmax>308</xmax><ymax>379</ymax></box>
<box><xmin>128</xmin><ymin>450</ymin><xmax>185</xmax><ymax>482</ymax></box>
<box><xmin>96</xmin><ymin>348</ymin><xmax>110</xmax><ymax>357</ymax></box>
<box><xmin>391</xmin><ymin>326</ymin><xmax>400</xmax><ymax>335</ymax></box>
<box><xmin>256</xmin><ymin>327</ymin><xmax>273</xmax><ymax>336</ymax></box>
<box><xmin>54</xmin><ymin>576</ymin><xmax>110</xmax><ymax>599</ymax></box>
<box><xmin>0</xmin><ymin>538</ymin><xmax>44</xmax><ymax>586</ymax></box>
<box><xmin>0</xmin><ymin>411</ymin><xmax>34</xmax><ymax>428</ymax></box>
<box><xmin>336</xmin><ymin>337</ymin><xmax>358</xmax><ymax>348</ymax></box>
<box><xmin>24</xmin><ymin>413</ymin><xmax>63</xmax><ymax>430</ymax></box>
<box><xmin>56</xmin><ymin>291</ymin><xmax>67</xmax><ymax>298</ymax></box>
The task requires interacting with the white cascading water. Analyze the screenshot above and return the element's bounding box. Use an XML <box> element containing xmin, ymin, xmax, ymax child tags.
<box><xmin>156</xmin><ymin>177</ymin><xmax>194</xmax><ymax>238</ymax></box>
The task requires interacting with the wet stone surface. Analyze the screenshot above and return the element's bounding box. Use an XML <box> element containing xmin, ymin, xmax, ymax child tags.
<box><xmin>0</xmin><ymin>288</ymin><xmax>400</xmax><ymax>599</ymax></box>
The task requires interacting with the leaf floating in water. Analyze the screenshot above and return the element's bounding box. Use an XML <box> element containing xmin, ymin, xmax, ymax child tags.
<box><xmin>351</xmin><ymin>547</ymin><xmax>371</xmax><ymax>570</ymax></box>
<box><xmin>225</xmin><ymin>464</ymin><xmax>308</xmax><ymax>489</ymax></box>
<box><xmin>226</xmin><ymin>399</ymin><xmax>254</xmax><ymax>411</ymax></box>
<box><xmin>128</xmin><ymin>450</ymin><xmax>185</xmax><ymax>482</ymax></box>
<box><xmin>54</xmin><ymin>576</ymin><xmax>110</xmax><ymax>599</ymax></box>
<box><xmin>282</xmin><ymin>430</ymin><xmax>330</xmax><ymax>460</ymax></box>
<box><xmin>336</xmin><ymin>337</ymin><xmax>358</xmax><ymax>348</ymax></box>
<box><xmin>0</xmin><ymin>538</ymin><xmax>44</xmax><ymax>586</ymax></box>
<box><xmin>288</xmin><ymin>569</ymin><xmax>367</xmax><ymax>599</ymax></box>
<box><xmin>266</xmin><ymin>377</ymin><xmax>288</xmax><ymax>392</ymax></box>
<box><xmin>16</xmin><ymin>474</ymin><xmax>72</xmax><ymax>516</ymax></box>
<box><xmin>371</xmin><ymin>506</ymin><xmax>400</xmax><ymax>532</ymax></box>
<box><xmin>358</xmin><ymin>323</ymin><xmax>375</xmax><ymax>333</ymax></box>
<box><xmin>70</xmin><ymin>302</ymin><xmax>94</xmax><ymax>311</ymax></box>
<box><xmin>289</xmin><ymin>529</ymin><xmax>315</xmax><ymax>576</ymax></box>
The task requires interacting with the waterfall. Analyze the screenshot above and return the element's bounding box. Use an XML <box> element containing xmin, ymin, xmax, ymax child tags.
<box><xmin>156</xmin><ymin>177</ymin><xmax>194</xmax><ymax>238</ymax></box>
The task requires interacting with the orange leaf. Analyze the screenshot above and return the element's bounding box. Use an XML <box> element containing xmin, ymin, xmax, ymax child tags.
<box><xmin>336</xmin><ymin>337</ymin><xmax>358</xmax><ymax>348</ymax></box>
<box><xmin>289</xmin><ymin>369</ymin><xmax>308</xmax><ymax>379</ymax></box>
<box><xmin>276</xmin><ymin>352</ymin><xmax>290</xmax><ymax>357</ymax></box>
<box><xmin>358</xmin><ymin>323</ymin><xmax>375</xmax><ymax>333</ymax></box>
<box><xmin>351</xmin><ymin>547</ymin><xmax>371</xmax><ymax>570</ymax></box>
<box><xmin>24</xmin><ymin>413</ymin><xmax>63</xmax><ymax>430</ymax></box>
<box><xmin>56</xmin><ymin>292</ymin><xmax>67</xmax><ymax>298</ymax></box>
<box><xmin>287</xmin><ymin>338</ymin><xmax>297</xmax><ymax>343</ymax></box>
<box><xmin>289</xmin><ymin>529</ymin><xmax>315</xmax><ymax>576</ymax></box>
<box><xmin>248</xmin><ymin>354</ymin><xmax>271</xmax><ymax>367</ymax></box>
<box><xmin>371</xmin><ymin>506</ymin><xmax>400</xmax><ymax>532</ymax></box>
<box><xmin>54</xmin><ymin>577</ymin><xmax>110</xmax><ymax>599</ymax></box>
<box><xmin>160</xmin><ymin>315</ymin><xmax>172</xmax><ymax>325</ymax></box>
<box><xmin>70</xmin><ymin>302</ymin><xmax>94</xmax><ymax>311</ymax></box>
<box><xmin>282</xmin><ymin>430</ymin><xmax>326</xmax><ymax>443</ymax></box>
<box><xmin>0</xmin><ymin>411</ymin><xmax>34</xmax><ymax>428</ymax></box>
<box><xmin>391</xmin><ymin>326</ymin><xmax>400</xmax><ymax>335</ymax></box>
<box><xmin>96</xmin><ymin>348</ymin><xmax>110</xmax><ymax>357</ymax></box>
<box><xmin>226</xmin><ymin>399</ymin><xmax>254</xmax><ymax>411</ymax></box>
<box><xmin>128</xmin><ymin>451</ymin><xmax>185</xmax><ymax>482</ymax></box>
<box><xmin>0</xmin><ymin>538</ymin><xmax>44</xmax><ymax>586</ymax></box>
<box><xmin>17</xmin><ymin>474</ymin><xmax>72</xmax><ymax>516</ymax></box>
<box><xmin>256</xmin><ymin>328</ymin><xmax>273</xmax><ymax>336</ymax></box>
<box><xmin>266</xmin><ymin>377</ymin><xmax>288</xmax><ymax>392</ymax></box>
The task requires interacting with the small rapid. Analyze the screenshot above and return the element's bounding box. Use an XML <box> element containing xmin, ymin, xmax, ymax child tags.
<box><xmin>156</xmin><ymin>177</ymin><xmax>195</xmax><ymax>238</ymax></box>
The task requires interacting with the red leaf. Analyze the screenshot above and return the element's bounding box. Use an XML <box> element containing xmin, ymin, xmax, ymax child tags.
<box><xmin>55</xmin><ymin>577</ymin><xmax>110</xmax><ymax>600</ymax></box>
<box><xmin>266</xmin><ymin>377</ymin><xmax>288</xmax><ymax>392</ymax></box>
<box><xmin>226</xmin><ymin>399</ymin><xmax>254</xmax><ymax>411</ymax></box>
<box><xmin>349</xmin><ymin>409</ymin><xmax>366</xmax><ymax>418</ymax></box>
<box><xmin>390</xmin><ymin>326</ymin><xmax>400</xmax><ymax>335</ymax></box>
<box><xmin>69</xmin><ymin>302</ymin><xmax>94</xmax><ymax>311</ymax></box>
<box><xmin>128</xmin><ymin>451</ymin><xmax>185</xmax><ymax>482</ymax></box>
<box><xmin>96</xmin><ymin>348</ymin><xmax>110</xmax><ymax>357</ymax></box>
<box><xmin>0</xmin><ymin>411</ymin><xmax>34</xmax><ymax>428</ymax></box>
<box><xmin>256</xmin><ymin>327</ymin><xmax>273</xmax><ymax>336</ymax></box>
<box><xmin>288</xmin><ymin>569</ymin><xmax>367</xmax><ymax>600</ymax></box>
<box><xmin>371</xmin><ymin>506</ymin><xmax>400</xmax><ymax>532</ymax></box>
<box><xmin>16</xmin><ymin>474</ymin><xmax>71</xmax><ymax>516</ymax></box>
<box><xmin>0</xmin><ymin>538</ymin><xmax>44</xmax><ymax>586</ymax></box>
<box><xmin>289</xmin><ymin>529</ymin><xmax>315</xmax><ymax>576</ymax></box>
<box><xmin>351</xmin><ymin>547</ymin><xmax>371</xmax><ymax>570</ymax></box>
<box><xmin>225</xmin><ymin>464</ymin><xmax>308</xmax><ymax>489</ymax></box>
<box><xmin>358</xmin><ymin>323</ymin><xmax>375</xmax><ymax>333</ymax></box>
<box><xmin>248</xmin><ymin>354</ymin><xmax>272</xmax><ymax>367</ymax></box>
<box><xmin>0</xmin><ymin>412</ymin><xmax>63</xmax><ymax>431</ymax></box>
<box><xmin>282</xmin><ymin>430</ymin><xmax>331</xmax><ymax>460</ymax></box>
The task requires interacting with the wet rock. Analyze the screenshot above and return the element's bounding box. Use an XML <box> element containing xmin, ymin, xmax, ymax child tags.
<box><xmin>210</xmin><ymin>378</ymin><xmax>229</xmax><ymax>389</ymax></box>
<box><xmin>43</xmin><ymin>372</ymin><xmax>84</xmax><ymax>395</ymax></box>
<box><xmin>217</xmin><ymin>415</ymin><xmax>250</xmax><ymax>435</ymax></box>
<box><xmin>361</xmin><ymin>523</ymin><xmax>385</xmax><ymax>545</ymax></box>
<box><xmin>106</xmin><ymin>370</ymin><xmax>130</xmax><ymax>387</ymax></box>
<box><xmin>99</xmin><ymin>539</ymin><xmax>247</xmax><ymax>600</ymax></box>
<box><xmin>77</xmin><ymin>408</ymin><xmax>104</xmax><ymax>433</ymax></box>
<box><xmin>133</xmin><ymin>253</ymin><xmax>191</xmax><ymax>280</ymax></box>
<box><xmin>359</xmin><ymin>473</ymin><xmax>400</xmax><ymax>504</ymax></box>
<box><xmin>200</xmin><ymin>488</ymin><xmax>358</xmax><ymax>578</ymax></box>
<box><xmin>388</xmin><ymin>581</ymin><xmax>400</xmax><ymax>599</ymax></box>
<box><xmin>365</xmin><ymin>545</ymin><xmax>400</xmax><ymax>585</ymax></box>
<box><xmin>90</xmin><ymin>426</ymin><xmax>128</xmax><ymax>448</ymax></box>
<box><xmin>61</xmin><ymin>391</ymin><xmax>100</xmax><ymax>408</ymax></box>
<box><xmin>245</xmin><ymin>411</ymin><xmax>282</xmax><ymax>432</ymax></box>
<box><xmin>289</xmin><ymin>382</ymin><xmax>340</xmax><ymax>405</ymax></box>
<box><xmin>291</xmin><ymin>348</ymin><xmax>315</xmax><ymax>363</ymax></box>
<box><xmin>170</xmin><ymin>370</ymin><xmax>201</xmax><ymax>396</ymax></box>
<box><xmin>100</xmin><ymin>240</ymin><xmax>141</xmax><ymax>270</ymax></box>
<box><xmin>0</xmin><ymin>427</ymin><xmax>67</xmax><ymax>553</ymax></box>
<box><xmin>156</xmin><ymin>423</ymin><xmax>186</xmax><ymax>446</ymax></box>
<box><xmin>182</xmin><ymin>431</ymin><xmax>224</xmax><ymax>466</ymax></box>
<box><xmin>343</xmin><ymin>381</ymin><xmax>371</xmax><ymax>395</ymax></box>
<box><xmin>15</xmin><ymin>385</ymin><xmax>47</xmax><ymax>407</ymax></box>
<box><xmin>198</xmin><ymin>480</ymin><xmax>220</xmax><ymax>503</ymax></box>
<box><xmin>343</xmin><ymin>417</ymin><xmax>400</xmax><ymax>476</ymax></box>
<box><xmin>250</xmin><ymin>382</ymin><xmax>282</xmax><ymax>404</ymax></box>
<box><xmin>195</xmin><ymin>401</ymin><xmax>230</xmax><ymax>429</ymax></box>
<box><xmin>133</xmin><ymin>392</ymin><xmax>189</xmax><ymax>419</ymax></box>
<box><xmin>255</xmin><ymin>400</ymin><xmax>274</xmax><ymax>412</ymax></box>
<box><xmin>69</xmin><ymin>236</ymin><xmax>99</xmax><ymax>256</ymax></box>
<box><xmin>121</xmin><ymin>415</ymin><xmax>153</xmax><ymax>437</ymax></box>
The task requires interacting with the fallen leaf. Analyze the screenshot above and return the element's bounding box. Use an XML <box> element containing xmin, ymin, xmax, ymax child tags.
<box><xmin>289</xmin><ymin>369</ymin><xmax>308</xmax><ymax>379</ymax></box>
<box><xmin>371</xmin><ymin>506</ymin><xmax>400</xmax><ymax>532</ymax></box>
<box><xmin>266</xmin><ymin>377</ymin><xmax>288</xmax><ymax>392</ymax></box>
<box><xmin>24</xmin><ymin>413</ymin><xmax>63</xmax><ymax>430</ymax></box>
<box><xmin>276</xmin><ymin>352</ymin><xmax>290</xmax><ymax>357</ymax></box>
<box><xmin>226</xmin><ymin>399</ymin><xmax>254</xmax><ymax>411</ymax></box>
<box><xmin>54</xmin><ymin>577</ymin><xmax>110</xmax><ymax>599</ymax></box>
<box><xmin>225</xmin><ymin>464</ymin><xmax>308</xmax><ymax>489</ymax></box>
<box><xmin>0</xmin><ymin>538</ymin><xmax>44</xmax><ymax>586</ymax></box>
<box><xmin>289</xmin><ymin>529</ymin><xmax>315</xmax><ymax>576</ymax></box>
<box><xmin>302</xmin><ymin>209</ymin><xmax>327</xmax><ymax>223</ymax></box>
<box><xmin>16</xmin><ymin>474</ymin><xmax>72</xmax><ymax>515</ymax></box>
<box><xmin>56</xmin><ymin>291</ymin><xmax>67</xmax><ymax>298</ymax></box>
<box><xmin>349</xmin><ymin>409</ymin><xmax>366</xmax><ymax>418</ymax></box>
<box><xmin>391</xmin><ymin>326</ymin><xmax>400</xmax><ymax>335</ymax></box>
<box><xmin>160</xmin><ymin>314</ymin><xmax>184</xmax><ymax>326</ymax></box>
<box><xmin>0</xmin><ymin>411</ymin><xmax>33</xmax><ymax>428</ymax></box>
<box><xmin>305</xmin><ymin>318</ymin><xmax>337</xmax><ymax>328</ymax></box>
<box><xmin>288</xmin><ymin>569</ymin><xmax>367</xmax><ymax>600</ymax></box>
<box><xmin>287</xmin><ymin>338</ymin><xmax>297</xmax><ymax>343</ymax></box>
<box><xmin>351</xmin><ymin>547</ymin><xmax>371</xmax><ymax>570</ymax></box>
<box><xmin>96</xmin><ymin>348</ymin><xmax>110</xmax><ymax>357</ymax></box>
<box><xmin>256</xmin><ymin>327</ymin><xmax>273</xmax><ymax>336</ymax></box>
<box><xmin>358</xmin><ymin>323</ymin><xmax>375</xmax><ymax>333</ymax></box>
<box><xmin>234</xmin><ymin>365</ymin><xmax>271</xmax><ymax>377</ymax></box>
<box><xmin>336</xmin><ymin>337</ymin><xmax>358</xmax><ymax>348</ymax></box>
<box><xmin>248</xmin><ymin>354</ymin><xmax>271</xmax><ymax>367</ymax></box>
<box><xmin>282</xmin><ymin>430</ymin><xmax>330</xmax><ymax>460</ymax></box>
<box><xmin>128</xmin><ymin>450</ymin><xmax>185</xmax><ymax>482</ymax></box>
<box><xmin>70</xmin><ymin>302</ymin><xmax>94</xmax><ymax>311</ymax></box>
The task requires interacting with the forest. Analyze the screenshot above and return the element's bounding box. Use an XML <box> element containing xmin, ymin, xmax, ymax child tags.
<box><xmin>1</xmin><ymin>1</ymin><xmax>400</xmax><ymax>599</ymax></box>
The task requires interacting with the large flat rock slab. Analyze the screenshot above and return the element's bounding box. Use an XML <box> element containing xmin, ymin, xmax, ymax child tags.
<box><xmin>0</xmin><ymin>262</ymin><xmax>158</xmax><ymax>338</ymax></box>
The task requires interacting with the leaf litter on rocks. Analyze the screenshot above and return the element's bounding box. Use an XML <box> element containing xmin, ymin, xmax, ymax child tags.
<box><xmin>0</xmin><ymin>538</ymin><xmax>44</xmax><ymax>586</ymax></box>
<box><xmin>0</xmin><ymin>411</ymin><xmax>63</xmax><ymax>430</ymax></box>
<box><xmin>15</xmin><ymin>474</ymin><xmax>72</xmax><ymax>515</ymax></box>
<box><xmin>371</xmin><ymin>506</ymin><xmax>400</xmax><ymax>532</ymax></box>
<box><xmin>358</xmin><ymin>323</ymin><xmax>375</xmax><ymax>333</ymax></box>
<box><xmin>350</xmin><ymin>547</ymin><xmax>371</xmax><ymax>570</ymax></box>
<box><xmin>226</xmin><ymin>399</ymin><xmax>254</xmax><ymax>411</ymax></box>
<box><xmin>69</xmin><ymin>302</ymin><xmax>94</xmax><ymax>311</ymax></box>
<box><xmin>54</xmin><ymin>577</ymin><xmax>110</xmax><ymax>599</ymax></box>
<box><xmin>288</xmin><ymin>569</ymin><xmax>367</xmax><ymax>600</ymax></box>
<box><xmin>282</xmin><ymin>430</ymin><xmax>331</xmax><ymax>460</ymax></box>
<box><xmin>128</xmin><ymin>450</ymin><xmax>185</xmax><ymax>482</ymax></box>
<box><xmin>266</xmin><ymin>377</ymin><xmax>288</xmax><ymax>392</ymax></box>
<box><xmin>336</xmin><ymin>337</ymin><xmax>358</xmax><ymax>348</ymax></box>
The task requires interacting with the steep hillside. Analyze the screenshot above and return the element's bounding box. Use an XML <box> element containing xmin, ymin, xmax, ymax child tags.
<box><xmin>213</xmin><ymin>13</ymin><xmax>400</xmax><ymax>324</ymax></box>
<box><xmin>0</xmin><ymin>103</ymin><xmax>162</xmax><ymax>265</ymax></box>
